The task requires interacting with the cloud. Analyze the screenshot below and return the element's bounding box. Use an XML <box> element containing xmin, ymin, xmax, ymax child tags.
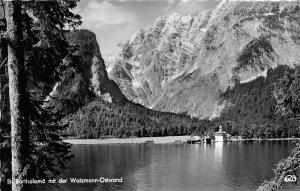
<box><xmin>104</xmin><ymin>0</ymin><xmax>217</xmax><ymax>3</ymax></box>
<box><xmin>79</xmin><ymin>1</ymin><xmax>138</xmax><ymax>28</ymax></box>
<box><xmin>164</xmin><ymin>0</ymin><xmax>219</xmax><ymax>15</ymax></box>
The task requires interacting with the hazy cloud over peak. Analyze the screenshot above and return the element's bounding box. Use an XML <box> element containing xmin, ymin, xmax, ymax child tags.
<box><xmin>79</xmin><ymin>1</ymin><xmax>137</xmax><ymax>28</ymax></box>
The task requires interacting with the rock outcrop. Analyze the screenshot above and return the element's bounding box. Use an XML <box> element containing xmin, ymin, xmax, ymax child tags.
<box><xmin>48</xmin><ymin>30</ymin><xmax>128</xmax><ymax>112</ymax></box>
<box><xmin>107</xmin><ymin>0</ymin><xmax>300</xmax><ymax>119</ymax></box>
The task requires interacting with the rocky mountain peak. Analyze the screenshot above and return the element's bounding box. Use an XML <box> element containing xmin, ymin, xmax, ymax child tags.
<box><xmin>108</xmin><ymin>1</ymin><xmax>300</xmax><ymax>119</ymax></box>
<box><xmin>48</xmin><ymin>30</ymin><xmax>128</xmax><ymax>111</ymax></box>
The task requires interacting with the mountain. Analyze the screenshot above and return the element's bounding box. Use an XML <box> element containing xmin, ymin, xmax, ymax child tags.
<box><xmin>47</xmin><ymin>30</ymin><xmax>128</xmax><ymax>113</ymax></box>
<box><xmin>46</xmin><ymin>30</ymin><xmax>298</xmax><ymax>139</ymax></box>
<box><xmin>44</xmin><ymin>29</ymin><xmax>206</xmax><ymax>138</ymax></box>
<box><xmin>107</xmin><ymin>0</ymin><xmax>300</xmax><ymax>119</ymax></box>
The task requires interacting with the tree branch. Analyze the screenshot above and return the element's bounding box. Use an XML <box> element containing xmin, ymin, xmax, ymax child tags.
<box><xmin>0</xmin><ymin>57</ymin><xmax>7</xmax><ymax>69</ymax></box>
<box><xmin>274</xmin><ymin>150</ymin><xmax>300</xmax><ymax>190</ymax></box>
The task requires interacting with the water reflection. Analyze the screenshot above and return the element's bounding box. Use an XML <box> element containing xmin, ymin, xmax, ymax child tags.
<box><xmin>214</xmin><ymin>142</ymin><xmax>224</xmax><ymax>162</ymax></box>
<box><xmin>40</xmin><ymin>141</ymin><xmax>300</xmax><ymax>191</ymax></box>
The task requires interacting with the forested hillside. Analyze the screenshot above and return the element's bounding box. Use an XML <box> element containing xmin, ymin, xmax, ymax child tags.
<box><xmin>214</xmin><ymin>65</ymin><xmax>300</xmax><ymax>138</ymax></box>
<box><xmin>64</xmin><ymin>99</ymin><xmax>210</xmax><ymax>139</ymax></box>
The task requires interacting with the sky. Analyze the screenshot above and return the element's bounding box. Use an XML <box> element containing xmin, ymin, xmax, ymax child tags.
<box><xmin>75</xmin><ymin>0</ymin><xmax>220</xmax><ymax>57</ymax></box>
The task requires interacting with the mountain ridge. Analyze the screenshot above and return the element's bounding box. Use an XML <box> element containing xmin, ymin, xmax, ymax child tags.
<box><xmin>107</xmin><ymin>0</ymin><xmax>300</xmax><ymax>119</ymax></box>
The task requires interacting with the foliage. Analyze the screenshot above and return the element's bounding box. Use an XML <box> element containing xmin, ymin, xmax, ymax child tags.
<box><xmin>273</xmin><ymin>66</ymin><xmax>300</xmax><ymax>118</ymax></box>
<box><xmin>0</xmin><ymin>0</ymin><xmax>81</xmax><ymax>189</ymax></box>
<box><xmin>65</xmin><ymin>99</ymin><xmax>211</xmax><ymax>139</ymax></box>
<box><xmin>0</xmin><ymin>121</ymin><xmax>10</xmax><ymax>191</ymax></box>
<box><xmin>257</xmin><ymin>142</ymin><xmax>300</xmax><ymax>191</ymax></box>
<box><xmin>214</xmin><ymin>65</ymin><xmax>299</xmax><ymax>138</ymax></box>
<box><xmin>257</xmin><ymin>66</ymin><xmax>300</xmax><ymax>191</ymax></box>
<box><xmin>235</xmin><ymin>36</ymin><xmax>275</xmax><ymax>71</ymax></box>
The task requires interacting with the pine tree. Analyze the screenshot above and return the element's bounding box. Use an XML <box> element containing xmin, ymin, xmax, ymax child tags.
<box><xmin>0</xmin><ymin>0</ymin><xmax>81</xmax><ymax>190</ymax></box>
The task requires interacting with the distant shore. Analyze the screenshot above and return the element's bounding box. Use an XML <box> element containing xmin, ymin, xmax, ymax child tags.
<box><xmin>63</xmin><ymin>136</ymin><xmax>300</xmax><ymax>145</ymax></box>
<box><xmin>64</xmin><ymin>136</ymin><xmax>190</xmax><ymax>145</ymax></box>
<box><xmin>231</xmin><ymin>137</ymin><xmax>300</xmax><ymax>142</ymax></box>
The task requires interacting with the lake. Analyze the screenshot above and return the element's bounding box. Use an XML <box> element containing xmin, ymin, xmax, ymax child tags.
<box><xmin>44</xmin><ymin>141</ymin><xmax>300</xmax><ymax>191</ymax></box>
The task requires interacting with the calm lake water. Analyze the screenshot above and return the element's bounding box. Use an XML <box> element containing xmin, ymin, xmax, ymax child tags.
<box><xmin>44</xmin><ymin>141</ymin><xmax>300</xmax><ymax>191</ymax></box>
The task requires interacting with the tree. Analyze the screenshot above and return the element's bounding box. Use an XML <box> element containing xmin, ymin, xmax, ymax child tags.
<box><xmin>257</xmin><ymin>143</ymin><xmax>300</xmax><ymax>191</ymax></box>
<box><xmin>6</xmin><ymin>2</ymin><xmax>30</xmax><ymax>191</ymax></box>
<box><xmin>273</xmin><ymin>66</ymin><xmax>300</xmax><ymax>119</ymax></box>
<box><xmin>0</xmin><ymin>0</ymin><xmax>81</xmax><ymax>190</ymax></box>
<box><xmin>0</xmin><ymin>15</ymin><xmax>9</xmax><ymax>191</ymax></box>
<box><xmin>257</xmin><ymin>66</ymin><xmax>300</xmax><ymax>191</ymax></box>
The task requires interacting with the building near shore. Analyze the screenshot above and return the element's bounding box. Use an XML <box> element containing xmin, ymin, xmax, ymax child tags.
<box><xmin>214</xmin><ymin>126</ymin><xmax>228</xmax><ymax>142</ymax></box>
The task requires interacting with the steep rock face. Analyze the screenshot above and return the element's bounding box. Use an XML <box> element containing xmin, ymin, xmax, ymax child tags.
<box><xmin>48</xmin><ymin>30</ymin><xmax>127</xmax><ymax>111</ymax></box>
<box><xmin>108</xmin><ymin>0</ymin><xmax>300</xmax><ymax>119</ymax></box>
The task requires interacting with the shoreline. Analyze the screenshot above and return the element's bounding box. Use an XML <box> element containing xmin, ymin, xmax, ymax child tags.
<box><xmin>231</xmin><ymin>138</ymin><xmax>300</xmax><ymax>142</ymax></box>
<box><xmin>63</xmin><ymin>136</ymin><xmax>300</xmax><ymax>145</ymax></box>
<box><xmin>64</xmin><ymin>136</ymin><xmax>191</xmax><ymax>145</ymax></box>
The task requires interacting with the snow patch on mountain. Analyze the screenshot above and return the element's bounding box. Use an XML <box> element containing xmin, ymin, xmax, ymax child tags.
<box><xmin>240</xmin><ymin>68</ymin><xmax>269</xmax><ymax>84</ymax></box>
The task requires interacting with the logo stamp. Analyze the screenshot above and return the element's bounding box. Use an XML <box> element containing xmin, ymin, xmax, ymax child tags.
<box><xmin>284</xmin><ymin>175</ymin><xmax>297</xmax><ymax>183</ymax></box>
